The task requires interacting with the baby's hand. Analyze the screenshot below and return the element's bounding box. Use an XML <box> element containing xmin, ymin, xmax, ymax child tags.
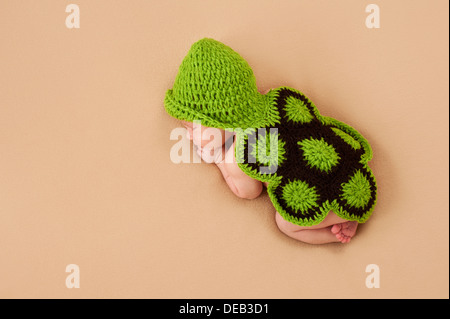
<box><xmin>191</xmin><ymin>124</ymin><xmax>229</xmax><ymax>150</ymax></box>
<box><xmin>181</xmin><ymin>120</ymin><xmax>233</xmax><ymax>164</ymax></box>
<box><xmin>194</xmin><ymin>144</ymin><xmax>225</xmax><ymax>164</ymax></box>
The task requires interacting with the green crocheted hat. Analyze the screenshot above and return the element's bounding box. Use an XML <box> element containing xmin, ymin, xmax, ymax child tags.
<box><xmin>164</xmin><ymin>38</ymin><xmax>279</xmax><ymax>129</ymax></box>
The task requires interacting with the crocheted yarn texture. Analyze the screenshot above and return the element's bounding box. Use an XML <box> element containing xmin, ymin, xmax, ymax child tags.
<box><xmin>164</xmin><ymin>38</ymin><xmax>377</xmax><ymax>226</ymax></box>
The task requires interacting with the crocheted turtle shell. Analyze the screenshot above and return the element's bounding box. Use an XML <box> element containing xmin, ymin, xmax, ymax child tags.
<box><xmin>164</xmin><ymin>38</ymin><xmax>377</xmax><ymax>226</ymax></box>
<box><xmin>234</xmin><ymin>87</ymin><xmax>377</xmax><ymax>226</ymax></box>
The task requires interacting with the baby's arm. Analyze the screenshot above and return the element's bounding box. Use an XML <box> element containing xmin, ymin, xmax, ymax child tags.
<box><xmin>216</xmin><ymin>139</ymin><xmax>263</xmax><ymax>199</ymax></box>
<box><xmin>184</xmin><ymin>121</ymin><xmax>262</xmax><ymax>199</ymax></box>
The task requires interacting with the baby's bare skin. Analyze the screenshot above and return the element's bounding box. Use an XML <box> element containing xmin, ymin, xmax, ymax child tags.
<box><xmin>181</xmin><ymin>120</ymin><xmax>358</xmax><ymax>244</ymax></box>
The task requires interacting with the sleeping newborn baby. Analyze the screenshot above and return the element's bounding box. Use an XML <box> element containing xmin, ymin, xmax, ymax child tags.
<box><xmin>165</xmin><ymin>38</ymin><xmax>377</xmax><ymax>244</ymax></box>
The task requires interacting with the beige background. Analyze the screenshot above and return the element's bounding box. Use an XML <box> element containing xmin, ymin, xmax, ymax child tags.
<box><xmin>0</xmin><ymin>0</ymin><xmax>448</xmax><ymax>299</ymax></box>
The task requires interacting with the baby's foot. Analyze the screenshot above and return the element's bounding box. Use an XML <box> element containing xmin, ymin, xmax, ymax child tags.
<box><xmin>331</xmin><ymin>221</ymin><xmax>358</xmax><ymax>243</ymax></box>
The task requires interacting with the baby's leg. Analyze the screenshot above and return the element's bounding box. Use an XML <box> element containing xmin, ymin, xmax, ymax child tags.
<box><xmin>275</xmin><ymin>211</ymin><xmax>358</xmax><ymax>244</ymax></box>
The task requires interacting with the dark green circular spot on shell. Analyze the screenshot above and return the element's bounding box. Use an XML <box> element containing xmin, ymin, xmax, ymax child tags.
<box><xmin>331</xmin><ymin>127</ymin><xmax>361</xmax><ymax>150</ymax></box>
<box><xmin>298</xmin><ymin>137</ymin><xmax>341</xmax><ymax>173</ymax></box>
<box><xmin>340</xmin><ymin>170</ymin><xmax>372</xmax><ymax>208</ymax></box>
<box><xmin>250</xmin><ymin>130</ymin><xmax>286</xmax><ymax>172</ymax></box>
<box><xmin>283</xmin><ymin>96</ymin><xmax>314</xmax><ymax>124</ymax></box>
<box><xmin>281</xmin><ymin>180</ymin><xmax>320</xmax><ymax>215</ymax></box>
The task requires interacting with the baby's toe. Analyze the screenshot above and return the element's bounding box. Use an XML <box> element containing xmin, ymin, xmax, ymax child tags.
<box><xmin>331</xmin><ymin>224</ymin><xmax>341</xmax><ymax>235</ymax></box>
